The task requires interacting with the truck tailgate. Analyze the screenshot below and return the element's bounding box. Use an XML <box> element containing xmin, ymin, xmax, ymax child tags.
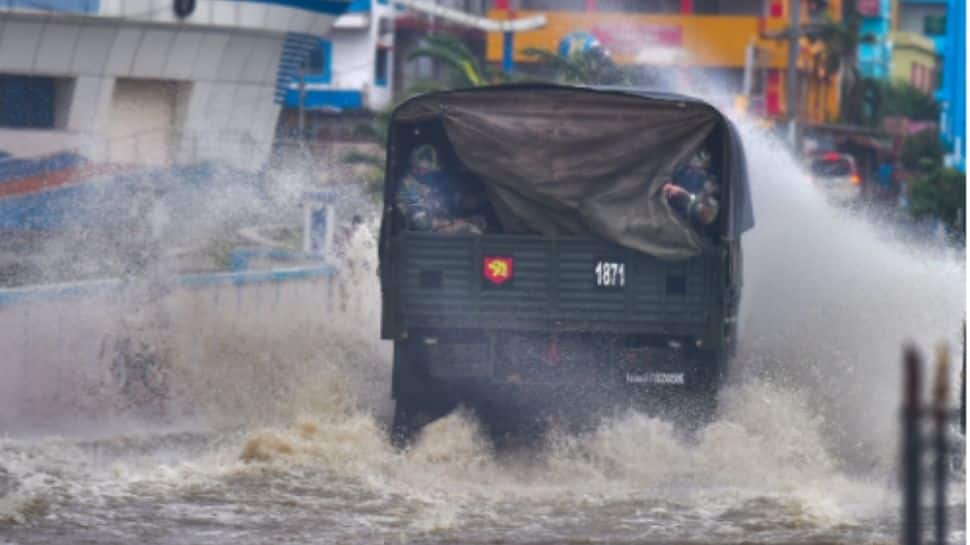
<box><xmin>392</xmin><ymin>232</ymin><xmax>718</xmax><ymax>335</ymax></box>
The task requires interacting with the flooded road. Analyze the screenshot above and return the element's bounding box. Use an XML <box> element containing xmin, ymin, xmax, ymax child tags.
<box><xmin>0</xmin><ymin>124</ymin><xmax>965</xmax><ymax>544</ymax></box>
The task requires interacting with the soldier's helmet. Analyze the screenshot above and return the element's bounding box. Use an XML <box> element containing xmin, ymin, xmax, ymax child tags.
<box><xmin>409</xmin><ymin>144</ymin><xmax>439</xmax><ymax>174</ymax></box>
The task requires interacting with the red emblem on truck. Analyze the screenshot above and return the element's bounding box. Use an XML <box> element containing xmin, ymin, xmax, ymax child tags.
<box><xmin>483</xmin><ymin>256</ymin><xmax>513</xmax><ymax>285</ymax></box>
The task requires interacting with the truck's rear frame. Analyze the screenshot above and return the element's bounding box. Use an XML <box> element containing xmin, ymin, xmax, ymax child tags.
<box><xmin>385</xmin><ymin>232</ymin><xmax>735</xmax><ymax>432</ymax></box>
<box><xmin>377</xmin><ymin>85</ymin><xmax>752</xmax><ymax>444</ymax></box>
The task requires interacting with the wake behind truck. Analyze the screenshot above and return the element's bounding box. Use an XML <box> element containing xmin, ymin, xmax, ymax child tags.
<box><xmin>378</xmin><ymin>85</ymin><xmax>754</xmax><ymax>444</ymax></box>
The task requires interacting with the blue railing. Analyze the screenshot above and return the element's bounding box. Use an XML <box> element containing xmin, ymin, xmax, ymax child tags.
<box><xmin>0</xmin><ymin>151</ymin><xmax>85</xmax><ymax>184</ymax></box>
<box><xmin>0</xmin><ymin>0</ymin><xmax>98</xmax><ymax>13</ymax></box>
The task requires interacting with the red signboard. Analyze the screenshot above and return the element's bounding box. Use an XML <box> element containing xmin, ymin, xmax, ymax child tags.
<box><xmin>857</xmin><ymin>0</ymin><xmax>880</xmax><ymax>16</ymax></box>
<box><xmin>769</xmin><ymin>0</ymin><xmax>784</xmax><ymax>18</ymax></box>
<box><xmin>483</xmin><ymin>256</ymin><xmax>514</xmax><ymax>285</ymax></box>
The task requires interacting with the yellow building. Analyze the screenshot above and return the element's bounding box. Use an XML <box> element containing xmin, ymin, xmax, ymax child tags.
<box><xmin>485</xmin><ymin>0</ymin><xmax>842</xmax><ymax>124</ymax></box>
<box><xmin>889</xmin><ymin>31</ymin><xmax>938</xmax><ymax>94</ymax></box>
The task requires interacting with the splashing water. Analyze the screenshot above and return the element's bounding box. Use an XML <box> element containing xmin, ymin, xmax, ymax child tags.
<box><xmin>0</xmin><ymin>119</ymin><xmax>964</xmax><ymax>545</ymax></box>
<box><xmin>733</xmin><ymin>122</ymin><xmax>965</xmax><ymax>472</ymax></box>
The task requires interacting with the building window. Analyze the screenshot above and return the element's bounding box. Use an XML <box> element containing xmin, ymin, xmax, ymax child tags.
<box><xmin>375</xmin><ymin>48</ymin><xmax>389</xmax><ymax>87</ymax></box>
<box><xmin>594</xmin><ymin>0</ymin><xmax>680</xmax><ymax>13</ymax></box>
<box><xmin>923</xmin><ymin>15</ymin><xmax>946</xmax><ymax>36</ymax></box>
<box><xmin>521</xmin><ymin>0</ymin><xmax>585</xmax><ymax>10</ymax></box>
<box><xmin>304</xmin><ymin>47</ymin><xmax>323</xmax><ymax>73</ymax></box>
<box><xmin>0</xmin><ymin>75</ymin><xmax>61</xmax><ymax>129</ymax></box>
<box><xmin>910</xmin><ymin>63</ymin><xmax>934</xmax><ymax>94</ymax></box>
<box><xmin>302</xmin><ymin>40</ymin><xmax>332</xmax><ymax>83</ymax></box>
<box><xmin>693</xmin><ymin>0</ymin><xmax>762</xmax><ymax>15</ymax></box>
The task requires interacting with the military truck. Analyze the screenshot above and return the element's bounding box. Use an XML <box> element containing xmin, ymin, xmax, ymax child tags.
<box><xmin>378</xmin><ymin>85</ymin><xmax>754</xmax><ymax>444</ymax></box>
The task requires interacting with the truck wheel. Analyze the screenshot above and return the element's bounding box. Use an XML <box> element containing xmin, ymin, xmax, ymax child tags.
<box><xmin>683</xmin><ymin>388</ymin><xmax>718</xmax><ymax>430</ymax></box>
<box><xmin>390</xmin><ymin>395</ymin><xmax>433</xmax><ymax>449</ymax></box>
<box><xmin>680</xmin><ymin>350</ymin><xmax>724</xmax><ymax>431</ymax></box>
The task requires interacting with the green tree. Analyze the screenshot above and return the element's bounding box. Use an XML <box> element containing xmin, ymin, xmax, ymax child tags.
<box><xmin>899</xmin><ymin>129</ymin><xmax>944</xmax><ymax>171</ymax></box>
<box><xmin>344</xmin><ymin>33</ymin><xmax>500</xmax><ymax>197</ymax></box>
<box><xmin>880</xmin><ymin>81</ymin><xmax>941</xmax><ymax>121</ymax></box>
<box><xmin>407</xmin><ymin>33</ymin><xmax>504</xmax><ymax>91</ymax></box>
<box><xmin>857</xmin><ymin>79</ymin><xmax>941</xmax><ymax>126</ymax></box>
<box><xmin>345</xmin><ymin>34</ymin><xmax>634</xmax><ymax>198</ymax></box>
<box><xmin>908</xmin><ymin>165</ymin><xmax>966</xmax><ymax>239</ymax></box>
<box><xmin>342</xmin><ymin>109</ymin><xmax>391</xmax><ymax>198</ymax></box>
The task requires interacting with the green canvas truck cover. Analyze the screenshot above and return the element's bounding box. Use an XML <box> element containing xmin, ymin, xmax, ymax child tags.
<box><xmin>382</xmin><ymin>84</ymin><xmax>754</xmax><ymax>261</ymax></box>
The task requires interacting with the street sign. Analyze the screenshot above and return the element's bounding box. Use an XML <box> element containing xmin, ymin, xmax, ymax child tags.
<box><xmin>857</xmin><ymin>0</ymin><xmax>880</xmax><ymax>16</ymax></box>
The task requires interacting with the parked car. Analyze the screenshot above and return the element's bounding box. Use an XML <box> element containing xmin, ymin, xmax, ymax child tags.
<box><xmin>809</xmin><ymin>152</ymin><xmax>863</xmax><ymax>204</ymax></box>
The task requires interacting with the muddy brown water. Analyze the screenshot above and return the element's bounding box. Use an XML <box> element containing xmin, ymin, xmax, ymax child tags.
<box><xmin>1</xmin><ymin>122</ymin><xmax>966</xmax><ymax>545</ymax></box>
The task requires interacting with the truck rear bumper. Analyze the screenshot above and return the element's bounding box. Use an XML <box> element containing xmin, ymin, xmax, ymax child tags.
<box><xmin>395</xmin><ymin>331</ymin><xmax>718</xmax><ymax>400</ymax></box>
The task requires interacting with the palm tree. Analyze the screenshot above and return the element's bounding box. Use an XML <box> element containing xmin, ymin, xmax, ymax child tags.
<box><xmin>520</xmin><ymin>46</ymin><xmax>630</xmax><ymax>86</ymax></box>
<box><xmin>880</xmin><ymin>81</ymin><xmax>941</xmax><ymax>121</ymax></box>
<box><xmin>407</xmin><ymin>33</ymin><xmax>503</xmax><ymax>91</ymax></box>
<box><xmin>344</xmin><ymin>34</ymin><xmax>632</xmax><ymax>197</ymax></box>
<box><xmin>342</xmin><ymin>107</ymin><xmax>393</xmax><ymax>198</ymax></box>
<box><xmin>344</xmin><ymin>33</ymin><xmax>503</xmax><ymax>197</ymax></box>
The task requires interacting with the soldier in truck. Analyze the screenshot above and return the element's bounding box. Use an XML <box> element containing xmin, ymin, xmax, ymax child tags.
<box><xmin>663</xmin><ymin>150</ymin><xmax>721</xmax><ymax>230</ymax></box>
<box><xmin>396</xmin><ymin>144</ymin><xmax>488</xmax><ymax>235</ymax></box>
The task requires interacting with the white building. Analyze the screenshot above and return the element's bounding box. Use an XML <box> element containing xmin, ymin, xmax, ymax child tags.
<box><xmin>0</xmin><ymin>0</ymin><xmax>352</xmax><ymax>170</ymax></box>
<box><xmin>281</xmin><ymin>0</ymin><xmax>395</xmax><ymax>115</ymax></box>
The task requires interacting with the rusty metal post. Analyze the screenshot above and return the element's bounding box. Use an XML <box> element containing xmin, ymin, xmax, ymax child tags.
<box><xmin>902</xmin><ymin>345</ymin><xmax>923</xmax><ymax>545</ymax></box>
<box><xmin>960</xmin><ymin>320</ymin><xmax>967</xmax><ymax>437</ymax></box>
<box><xmin>933</xmin><ymin>344</ymin><xmax>950</xmax><ymax>545</ymax></box>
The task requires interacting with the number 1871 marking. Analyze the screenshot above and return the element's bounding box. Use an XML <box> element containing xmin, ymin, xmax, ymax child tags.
<box><xmin>595</xmin><ymin>261</ymin><xmax>625</xmax><ymax>287</ymax></box>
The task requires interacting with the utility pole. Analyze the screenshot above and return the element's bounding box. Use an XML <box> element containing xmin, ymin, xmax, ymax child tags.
<box><xmin>392</xmin><ymin>0</ymin><xmax>545</xmax><ymax>75</ymax></box>
<box><xmin>787</xmin><ymin>0</ymin><xmax>801</xmax><ymax>149</ymax></box>
<box><xmin>298</xmin><ymin>62</ymin><xmax>306</xmax><ymax>147</ymax></box>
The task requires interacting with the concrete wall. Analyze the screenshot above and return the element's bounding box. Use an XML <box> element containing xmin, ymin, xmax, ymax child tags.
<box><xmin>0</xmin><ymin>266</ymin><xmax>367</xmax><ymax>430</ymax></box>
<box><xmin>0</xmin><ymin>129</ymin><xmax>86</xmax><ymax>156</ymax></box>
<box><xmin>1</xmin><ymin>0</ymin><xmax>347</xmax><ymax>35</ymax></box>
<box><xmin>0</xmin><ymin>16</ymin><xmax>287</xmax><ymax>168</ymax></box>
<box><xmin>897</xmin><ymin>2</ymin><xmax>946</xmax><ymax>34</ymax></box>
<box><xmin>0</xmin><ymin>0</ymin><xmax>351</xmax><ymax>167</ymax></box>
<box><xmin>890</xmin><ymin>31</ymin><xmax>938</xmax><ymax>93</ymax></box>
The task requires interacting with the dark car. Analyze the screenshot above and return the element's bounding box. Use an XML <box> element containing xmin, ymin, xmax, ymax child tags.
<box><xmin>378</xmin><ymin>85</ymin><xmax>754</xmax><ymax>445</ymax></box>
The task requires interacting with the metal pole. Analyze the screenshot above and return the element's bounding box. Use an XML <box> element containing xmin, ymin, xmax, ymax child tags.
<box><xmin>787</xmin><ymin>0</ymin><xmax>801</xmax><ymax>148</ymax></box>
<box><xmin>903</xmin><ymin>344</ymin><xmax>923</xmax><ymax>545</ymax></box>
<box><xmin>502</xmin><ymin>31</ymin><xmax>514</xmax><ymax>74</ymax></box>
<box><xmin>298</xmin><ymin>64</ymin><xmax>306</xmax><ymax>146</ymax></box>
<box><xmin>933</xmin><ymin>345</ymin><xmax>950</xmax><ymax>545</ymax></box>
<box><xmin>742</xmin><ymin>40</ymin><xmax>755</xmax><ymax>102</ymax></box>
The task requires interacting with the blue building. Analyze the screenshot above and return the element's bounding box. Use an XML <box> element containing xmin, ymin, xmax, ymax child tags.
<box><xmin>281</xmin><ymin>0</ymin><xmax>395</xmax><ymax>114</ymax></box>
<box><xmin>898</xmin><ymin>0</ymin><xmax>963</xmax><ymax>171</ymax></box>
<box><xmin>857</xmin><ymin>0</ymin><xmax>894</xmax><ymax>79</ymax></box>
<box><xmin>937</xmin><ymin>0</ymin><xmax>964</xmax><ymax>171</ymax></box>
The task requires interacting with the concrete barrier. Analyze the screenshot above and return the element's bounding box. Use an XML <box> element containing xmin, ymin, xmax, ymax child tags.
<box><xmin>0</xmin><ymin>265</ymin><xmax>340</xmax><ymax>430</ymax></box>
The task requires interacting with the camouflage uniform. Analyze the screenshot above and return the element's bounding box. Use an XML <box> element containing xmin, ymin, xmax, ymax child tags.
<box><xmin>396</xmin><ymin>145</ymin><xmax>486</xmax><ymax>235</ymax></box>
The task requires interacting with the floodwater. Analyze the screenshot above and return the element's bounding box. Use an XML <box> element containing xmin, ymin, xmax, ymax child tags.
<box><xmin>0</xmin><ymin>122</ymin><xmax>965</xmax><ymax>545</ymax></box>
